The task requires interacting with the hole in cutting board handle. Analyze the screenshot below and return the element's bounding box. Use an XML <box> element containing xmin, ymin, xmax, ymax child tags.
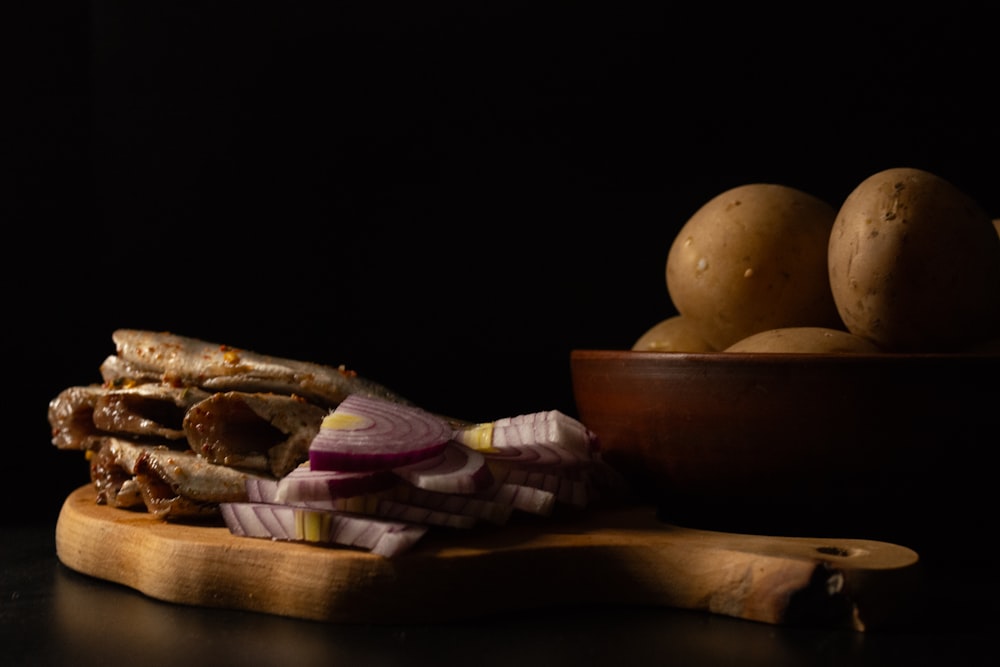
<box><xmin>816</xmin><ymin>545</ymin><xmax>869</xmax><ymax>558</ymax></box>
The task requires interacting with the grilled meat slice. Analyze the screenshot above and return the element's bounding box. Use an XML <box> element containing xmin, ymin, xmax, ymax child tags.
<box><xmin>49</xmin><ymin>383</ymin><xmax>210</xmax><ymax>450</ymax></box>
<box><xmin>49</xmin><ymin>385</ymin><xmax>106</xmax><ymax>451</ymax></box>
<box><xmin>183</xmin><ymin>391</ymin><xmax>326</xmax><ymax>478</ymax></box>
<box><xmin>92</xmin><ymin>383</ymin><xmax>211</xmax><ymax>441</ymax></box>
<box><xmin>91</xmin><ymin>437</ymin><xmax>274</xmax><ymax>520</ymax></box>
<box><xmin>89</xmin><ymin>438</ymin><xmax>144</xmax><ymax>509</ymax></box>
<box><xmin>111</xmin><ymin>329</ymin><xmax>413</xmax><ymax>408</ymax></box>
<box><xmin>98</xmin><ymin>354</ymin><xmax>164</xmax><ymax>387</ymax></box>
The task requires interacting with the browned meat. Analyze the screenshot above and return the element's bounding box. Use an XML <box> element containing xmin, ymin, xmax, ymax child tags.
<box><xmin>92</xmin><ymin>383</ymin><xmax>211</xmax><ymax>440</ymax></box>
<box><xmin>111</xmin><ymin>329</ymin><xmax>413</xmax><ymax>408</ymax></box>
<box><xmin>91</xmin><ymin>437</ymin><xmax>274</xmax><ymax>520</ymax></box>
<box><xmin>49</xmin><ymin>383</ymin><xmax>210</xmax><ymax>450</ymax></box>
<box><xmin>89</xmin><ymin>439</ymin><xmax>144</xmax><ymax>509</ymax></box>
<box><xmin>183</xmin><ymin>391</ymin><xmax>326</xmax><ymax>478</ymax></box>
<box><xmin>53</xmin><ymin>329</ymin><xmax>420</xmax><ymax>521</ymax></box>
<box><xmin>49</xmin><ymin>385</ymin><xmax>106</xmax><ymax>451</ymax></box>
<box><xmin>98</xmin><ymin>354</ymin><xmax>164</xmax><ymax>387</ymax></box>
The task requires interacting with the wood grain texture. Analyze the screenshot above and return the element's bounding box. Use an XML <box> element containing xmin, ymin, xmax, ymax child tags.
<box><xmin>55</xmin><ymin>485</ymin><xmax>922</xmax><ymax>630</ymax></box>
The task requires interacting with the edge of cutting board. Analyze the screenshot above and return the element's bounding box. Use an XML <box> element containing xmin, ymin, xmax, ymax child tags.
<box><xmin>55</xmin><ymin>485</ymin><xmax>922</xmax><ymax>629</ymax></box>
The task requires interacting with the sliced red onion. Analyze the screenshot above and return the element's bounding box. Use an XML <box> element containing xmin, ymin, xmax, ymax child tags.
<box><xmin>276</xmin><ymin>464</ymin><xmax>398</xmax><ymax>504</ymax></box>
<box><xmin>493</xmin><ymin>410</ymin><xmax>599</xmax><ymax>454</ymax></box>
<box><xmin>308</xmin><ymin>394</ymin><xmax>453</xmax><ymax>472</ymax></box>
<box><xmin>279</xmin><ymin>493</ymin><xmax>383</xmax><ymax>514</ymax></box>
<box><xmin>392</xmin><ymin>441</ymin><xmax>494</xmax><ymax>494</ymax></box>
<box><xmin>273</xmin><ymin>488</ymin><xmax>491</xmax><ymax>529</ymax></box>
<box><xmin>221</xmin><ymin>402</ymin><xmax>624</xmax><ymax>557</ymax></box>
<box><xmin>219</xmin><ymin>502</ymin><xmax>428</xmax><ymax>557</ymax></box>
<box><xmin>453</xmin><ymin>410</ymin><xmax>599</xmax><ymax>458</ymax></box>
<box><xmin>479</xmin><ymin>444</ymin><xmax>543</xmax><ymax>464</ymax></box>
<box><xmin>490</xmin><ymin>463</ymin><xmax>591</xmax><ymax>508</ymax></box>
<box><xmin>223</xmin><ymin>499</ymin><xmax>288</xmax><ymax>538</ymax></box>
<box><xmin>244</xmin><ymin>476</ymin><xmax>280</xmax><ymax>503</ymax></box>
<box><xmin>482</xmin><ymin>482</ymin><xmax>557</xmax><ymax>516</ymax></box>
<box><xmin>221</xmin><ymin>500</ymin><xmax>268</xmax><ymax>536</ymax></box>
<box><xmin>375</xmin><ymin>499</ymin><xmax>477</xmax><ymax>529</ymax></box>
<box><xmin>390</xmin><ymin>483</ymin><xmax>513</xmax><ymax>525</ymax></box>
<box><xmin>482</xmin><ymin>442</ymin><xmax>593</xmax><ymax>468</ymax></box>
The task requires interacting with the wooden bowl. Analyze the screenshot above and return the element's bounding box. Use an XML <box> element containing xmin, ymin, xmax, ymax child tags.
<box><xmin>571</xmin><ymin>350</ymin><xmax>999</xmax><ymax>554</ymax></box>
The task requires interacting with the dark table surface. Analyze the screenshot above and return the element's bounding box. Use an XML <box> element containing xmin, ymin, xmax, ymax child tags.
<box><xmin>4</xmin><ymin>514</ymin><xmax>997</xmax><ymax>667</ymax></box>
<box><xmin>12</xmin><ymin>5</ymin><xmax>999</xmax><ymax>666</ymax></box>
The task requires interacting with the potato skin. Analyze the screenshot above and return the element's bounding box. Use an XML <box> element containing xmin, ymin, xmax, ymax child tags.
<box><xmin>631</xmin><ymin>315</ymin><xmax>716</xmax><ymax>352</ymax></box>
<box><xmin>724</xmin><ymin>327</ymin><xmax>882</xmax><ymax>353</ymax></box>
<box><xmin>828</xmin><ymin>167</ymin><xmax>1000</xmax><ymax>352</ymax></box>
<box><xmin>666</xmin><ymin>184</ymin><xmax>842</xmax><ymax>350</ymax></box>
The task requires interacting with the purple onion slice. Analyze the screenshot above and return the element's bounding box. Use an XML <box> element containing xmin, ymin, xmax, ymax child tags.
<box><xmin>392</xmin><ymin>441</ymin><xmax>494</xmax><ymax>495</ymax></box>
<box><xmin>308</xmin><ymin>394</ymin><xmax>453</xmax><ymax>472</ymax></box>
<box><xmin>219</xmin><ymin>502</ymin><xmax>428</xmax><ymax>557</ymax></box>
<box><xmin>453</xmin><ymin>410</ymin><xmax>599</xmax><ymax>458</ymax></box>
<box><xmin>276</xmin><ymin>464</ymin><xmax>398</xmax><ymax>504</ymax></box>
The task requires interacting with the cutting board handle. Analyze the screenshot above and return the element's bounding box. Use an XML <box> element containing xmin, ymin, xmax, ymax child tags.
<box><xmin>578</xmin><ymin>512</ymin><xmax>922</xmax><ymax>631</ymax></box>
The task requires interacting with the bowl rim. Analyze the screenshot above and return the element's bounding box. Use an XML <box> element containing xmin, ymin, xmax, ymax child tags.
<box><xmin>570</xmin><ymin>348</ymin><xmax>1000</xmax><ymax>364</ymax></box>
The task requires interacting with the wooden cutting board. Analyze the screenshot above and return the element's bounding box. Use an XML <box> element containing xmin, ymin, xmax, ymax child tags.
<box><xmin>55</xmin><ymin>485</ymin><xmax>922</xmax><ymax>631</ymax></box>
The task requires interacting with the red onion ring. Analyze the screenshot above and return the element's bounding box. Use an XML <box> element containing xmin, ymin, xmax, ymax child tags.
<box><xmin>308</xmin><ymin>394</ymin><xmax>453</xmax><ymax>471</ymax></box>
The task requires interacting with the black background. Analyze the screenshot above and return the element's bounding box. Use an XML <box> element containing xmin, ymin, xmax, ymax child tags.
<box><xmin>12</xmin><ymin>3</ymin><xmax>998</xmax><ymax>526</ymax></box>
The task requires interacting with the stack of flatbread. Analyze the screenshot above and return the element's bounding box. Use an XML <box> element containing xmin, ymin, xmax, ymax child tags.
<box><xmin>48</xmin><ymin>329</ymin><xmax>413</xmax><ymax>520</ymax></box>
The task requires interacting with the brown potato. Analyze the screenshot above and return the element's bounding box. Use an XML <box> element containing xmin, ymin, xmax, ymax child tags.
<box><xmin>666</xmin><ymin>183</ymin><xmax>842</xmax><ymax>350</ymax></box>
<box><xmin>828</xmin><ymin>167</ymin><xmax>1000</xmax><ymax>352</ymax></box>
<box><xmin>631</xmin><ymin>315</ymin><xmax>716</xmax><ymax>352</ymax></box>
<box><xmin>724</xmin><ymin>327</ymin><xmax>882</xmax><ymax>353</ymax></box>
